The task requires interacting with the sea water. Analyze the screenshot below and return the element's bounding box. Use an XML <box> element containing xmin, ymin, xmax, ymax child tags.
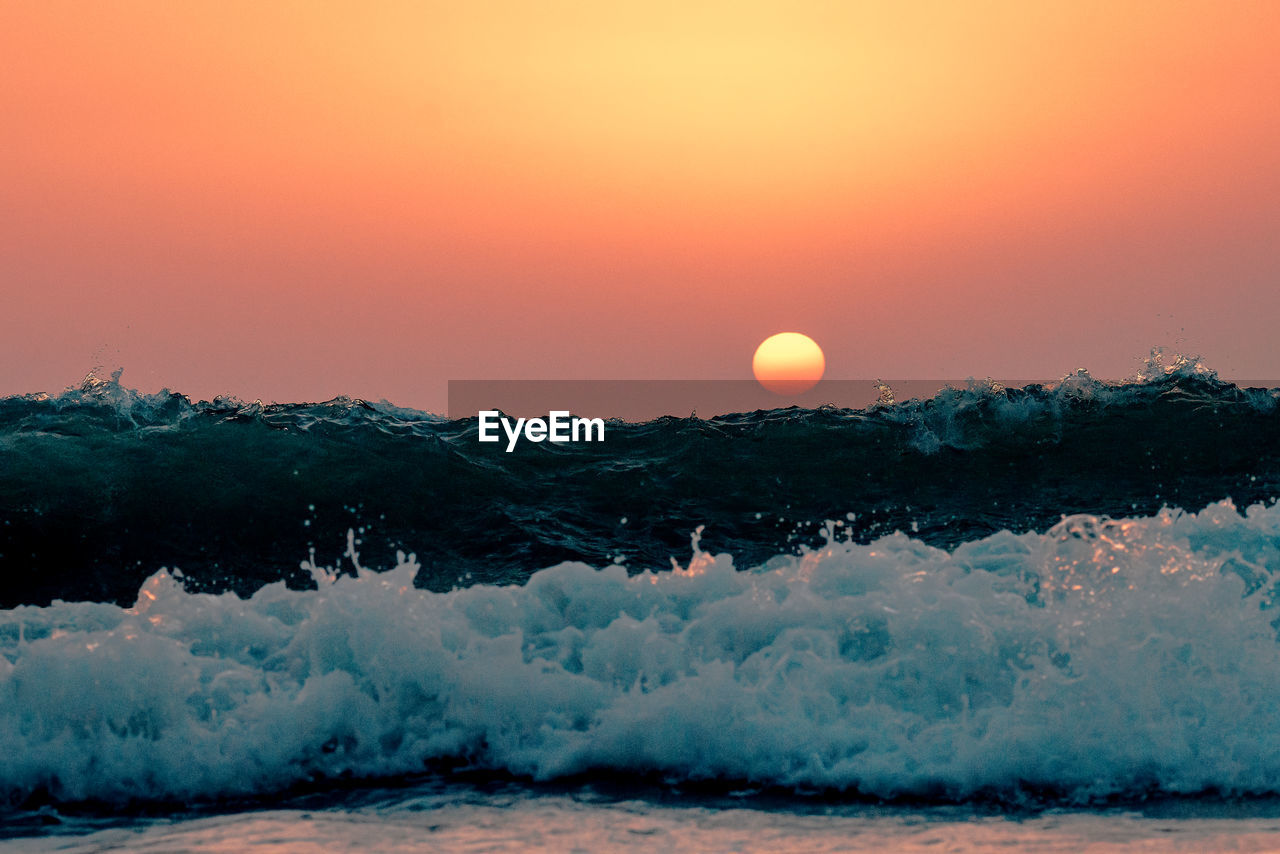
<box><xmin>4</xmin><ymin>357</ymin><xmax>1280</xmax><ymax>850</ymax></box>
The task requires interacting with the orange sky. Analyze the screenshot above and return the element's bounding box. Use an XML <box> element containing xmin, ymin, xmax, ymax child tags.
<box><xmin>3</xmin><ymin>1</ymin><xmax>1279</xmax><ymax>409</ymax></box>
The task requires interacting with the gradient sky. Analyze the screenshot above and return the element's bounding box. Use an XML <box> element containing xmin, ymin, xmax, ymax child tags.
<box><xmin>3</xmin><ymin>1</ymin><xmax>1279</xmax><ymax>410</ymax></box>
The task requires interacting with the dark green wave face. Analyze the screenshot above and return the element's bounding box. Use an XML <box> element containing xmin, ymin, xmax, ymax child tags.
<box><xmin>2</xmin><ymin>368</ymin><xmax>1279</xmax><ymax>607</ymax></box>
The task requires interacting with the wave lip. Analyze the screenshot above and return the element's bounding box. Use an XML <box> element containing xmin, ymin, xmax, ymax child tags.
<box><xmin>5</xmin><ymin>499</ymin><xmax>1280</xmax><ymax>807</ymax></box>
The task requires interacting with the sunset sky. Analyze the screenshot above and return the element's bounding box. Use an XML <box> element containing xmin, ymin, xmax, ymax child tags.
<box><xmin>3</xmin><ymin>1</ymin><xmax>1279</xmax><ymax>410</ymax></box>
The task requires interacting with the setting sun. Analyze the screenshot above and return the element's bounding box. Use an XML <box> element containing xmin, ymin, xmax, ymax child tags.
<box><xmin>753</xmin><ymin>332</ymin><xmax>825</xmax><ymax>394</ymax></box>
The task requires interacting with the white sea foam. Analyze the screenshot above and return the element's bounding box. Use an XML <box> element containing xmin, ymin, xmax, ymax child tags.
<box><xmin>5</xmin><ymin>500</ymin><xmax>1280</xmax><ymax>805</ymax></box>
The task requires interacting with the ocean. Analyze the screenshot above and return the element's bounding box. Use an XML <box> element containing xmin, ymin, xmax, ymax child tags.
<box><xmin>4</xmin><ymin>359</ymin><xmax>1280</xmax><ymax>851</ymax></box>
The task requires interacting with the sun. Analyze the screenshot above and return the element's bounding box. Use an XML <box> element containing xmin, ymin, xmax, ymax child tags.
<box><xmin>753</xmin><ymin>332</ymin><xmax>825</xmax><ymax>395</ymax></box>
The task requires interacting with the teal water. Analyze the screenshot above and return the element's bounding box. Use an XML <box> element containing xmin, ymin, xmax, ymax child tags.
<box><xmin>5</xmin><ymin>359</ymin><xmax>1280</xmax><ymax>847</ymax></box>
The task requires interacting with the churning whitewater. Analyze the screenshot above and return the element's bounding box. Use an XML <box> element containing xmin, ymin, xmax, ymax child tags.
<box><xmin>5</xmin><ymin>500</ymin><xmax>1280</xmax><ymax>806</ymax></box>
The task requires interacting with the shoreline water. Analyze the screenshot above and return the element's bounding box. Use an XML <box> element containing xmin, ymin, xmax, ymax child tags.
<box><xmin>10</xmin><ymin>777</ymin><xmax>1280</xmax><ymax>852</ymax></box>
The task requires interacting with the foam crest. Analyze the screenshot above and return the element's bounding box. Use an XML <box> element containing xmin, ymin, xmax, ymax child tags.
<box><xmin>5</xmin><ymin>500</ymin><xmax>1280</xmax><ymax>806</ymax></box>
<box><xmin>870</xmin><ymin>357</ymin><xmax>1277</xmax><ymax>455</ymax></box>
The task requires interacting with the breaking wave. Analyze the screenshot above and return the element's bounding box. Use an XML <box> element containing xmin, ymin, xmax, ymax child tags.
<box><xmin>3</xmin><ymin>357</ymin><xmax>1279</xmax><ymax>607</ymax></box>
<box><xmin>5</xmin><ymin>499</ymin><xmax>1280</xmax><ymax>806</ymax></box>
